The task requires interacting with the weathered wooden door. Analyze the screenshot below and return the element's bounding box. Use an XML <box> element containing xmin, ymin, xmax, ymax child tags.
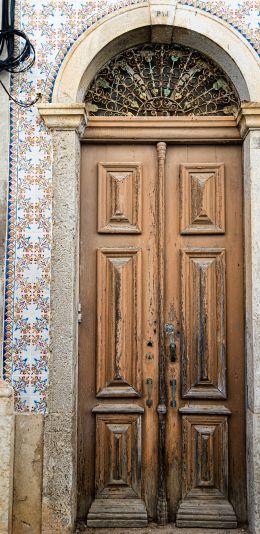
<box><xmin>78</xmin><ymin>138</ymin><xmax>246</xmax><ymax>528</ymax></box>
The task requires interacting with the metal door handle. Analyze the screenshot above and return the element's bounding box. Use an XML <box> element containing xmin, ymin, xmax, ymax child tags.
<box><xmin>165</xmin><ymin>323</ymin><xmax>177</xmax><ymax>362</ymax></box>
<box><xmin>170</xmin><ymin>379</ymin><xmax>176</xmax><ymax>408</ymax></box>
<box><xmin>169</xmin><ymin>341</ymin><xmax>176</xmax><ymax>362</ymax></box>
<box><xmin>146</xmin><ymin>378</ymin><xmax>153</xmax><ymax>407</ymax></box>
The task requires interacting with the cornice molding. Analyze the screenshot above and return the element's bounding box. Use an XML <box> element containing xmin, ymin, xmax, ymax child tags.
<box><xmin>237</xmin><ymin>102</ymin><xmax>260</xmax><ymax>139</ymax></box>
<box><xmin>37</xmin><ymin>103</ymin><xmax>87</xmax><ymax>134</ymax></box>
<box><xmin>37</xmin><ymin>102</ymin><xmax>260</xmax><ymax>141</ymax></box>
<box><xmin>84</xmin><ymin>116</ymin><xmax>240</xmax><ymax>143</ymax></box>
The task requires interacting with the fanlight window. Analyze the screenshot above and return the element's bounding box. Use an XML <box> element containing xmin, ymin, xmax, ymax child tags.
<box><xmin>84</xmin><ymin>43</ymin><xmax>240</xmax><ymax>117</ymax></box>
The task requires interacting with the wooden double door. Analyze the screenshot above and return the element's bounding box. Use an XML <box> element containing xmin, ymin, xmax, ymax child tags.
<box><xmin>78</xmin><ymin>140</ymin><xmax>246</xmax><ymax>528</ymax></box>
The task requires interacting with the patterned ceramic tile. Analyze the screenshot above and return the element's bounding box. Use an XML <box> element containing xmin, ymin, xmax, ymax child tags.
<box><xmin>4</xmin><ymin>0</ymin><xmax>260</xmax><ymax>413</ymax></box>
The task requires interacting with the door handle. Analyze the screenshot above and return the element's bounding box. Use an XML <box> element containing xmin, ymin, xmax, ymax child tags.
<box><xmin>169</xmin><ymin>341</ymin><xmax>176</xmax><ymax>363</ymax></box>
<box><xmin>146</xmin><ymin>378</ymin><xmax>153</xmax><ymax>407</ymax></box>
<box><xmin>170</xmin><ymin>379</ymin><xmax>177</xmax><ymax>408</ymax></box>
<box><xmin>165</xmin><ymin>323</ymin><xmax>177</xmax><ymax>362</ymax></box>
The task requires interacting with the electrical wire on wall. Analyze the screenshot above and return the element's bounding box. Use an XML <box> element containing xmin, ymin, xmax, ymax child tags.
<box><xmin>0</xmin><ymin>0</ymin><xmax>41</xmax><ymax>107</ymax></box>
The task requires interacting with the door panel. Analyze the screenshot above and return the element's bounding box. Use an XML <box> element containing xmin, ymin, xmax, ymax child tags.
<box><xmin>98</xmin><ymin>162</ymin><xmax>142</xmax><ymax>233</ymax></box>
<box><xmin>180</xmin><ymin>411</ymin><xmax>229</xmax><ymax>496</ymax></box>
<box><xmin>93</xmin><ymin>407</ymin><xmax>143</xmax><ymax>498</ymax></box>
<box><xmin>181</xmin><ymin>248</ymin><xmax>226</xmax><ymax>398</ymax></box>
<box><xmin>177</xmin><ymin>409</ymin><xmax>234</xmax><ymax>528</ymax></box>
<box><xmin>79</xmin><ymin>141</ymin><xmax>246</xmax><ymax>527</ymax></box>
<box><xmin>79</xmin><ymin>144</ymin><xmax>159</xmax><ymax>526</ymax></box>
<box><xmin>165</xmin><ymin>145</ymin><xmax>246</xmax><ymax>526</ymax></box>
<box><xmin>96</xmin><ymin>248</ymin><xmax>142</xmax><ymax>397</ymax></box>
<box><xmin>180</xmin><ymin>163</ymin><xmax>225</xmax><ymax>234</ymax></box>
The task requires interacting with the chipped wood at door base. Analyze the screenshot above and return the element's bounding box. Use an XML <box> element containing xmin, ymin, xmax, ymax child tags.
<box><xmin>176</xmin><ymin>498</ymin><xmax>237</xmax><ymax>528</ymax></box>
<box><xmin>87</xmin><ymin>499</ymin><xmax>148</xmax><ymax>528</ymax></box>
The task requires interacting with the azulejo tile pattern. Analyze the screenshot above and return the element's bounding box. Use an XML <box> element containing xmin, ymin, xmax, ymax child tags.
<box><xmin>4</xmin><ymin>0</ymin><xmax>260</xmax><ymax>413</ymax></box>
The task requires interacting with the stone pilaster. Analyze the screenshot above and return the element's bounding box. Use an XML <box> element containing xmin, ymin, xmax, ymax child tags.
<box><xmin>0</xmin><ymin>380</ymin><xmax>14</xmax><ymax>534</ymax></box>
<box><xmin>237</xmin><ymin>103</ymin><xmax>260</xmax><ymax>534</ymax></box>
<box><xmin>38</xmin><ymin>104</ymin><xmax>87</xmax><ymax>533</ymax></box>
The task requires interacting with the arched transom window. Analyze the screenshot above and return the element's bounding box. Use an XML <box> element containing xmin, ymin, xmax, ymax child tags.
<box><xmin>84</xmin><ymin>43</ymin><xmax>240</xmax><ymax>117</ymax></box>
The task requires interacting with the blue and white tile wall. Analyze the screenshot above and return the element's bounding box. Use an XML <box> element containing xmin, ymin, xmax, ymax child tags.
<box><xmin>4</xmin><ymin>0</ymin><xmax>260</xmax><ymax>413</ymax></box>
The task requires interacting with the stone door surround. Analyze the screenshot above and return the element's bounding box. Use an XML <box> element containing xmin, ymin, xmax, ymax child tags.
<box><xmin>34</xmin><ymin>3</ymin><xmax>260</xmax><ymax>532</ymax></box>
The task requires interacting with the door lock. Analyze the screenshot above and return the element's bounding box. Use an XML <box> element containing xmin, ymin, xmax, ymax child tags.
<box><xmin>169</xmin><ymin>341</ymin><xmax>176</xmax><ymax>362</ymax></box>
<box><xmin>170</xmin><ymin>379</ymin><xmax>177</xmax><ymax>408</ymax></box>
<box><xmin>146</xmin><ymin>378</ymin><xmax>153</xmax><ymax>408</ymax></box>
<box><xmin>165</xmin><ymin>323</ymin><xmax>177</xmax><ymax>362</ymax></box>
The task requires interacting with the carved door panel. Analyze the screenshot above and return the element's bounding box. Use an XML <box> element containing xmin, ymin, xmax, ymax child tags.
<box><xmin>79</xmin><ymin>144</ymin><xmax>159</xmax><ymax>527</ymax></box>
<box><xmin>165</xmin><ymin>145</ymin><xmax>246</xmax><ymax>527</ymax></box>
<box><xmin>79</xmin><ymin>141</ymin><xmax>246</xmax><ymax>528</ymax></box>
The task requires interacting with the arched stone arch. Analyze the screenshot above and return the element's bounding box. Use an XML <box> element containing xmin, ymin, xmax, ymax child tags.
<box><xmin>38</xmin><ymin>3</ymin><xmax>260</xmax><ymax>533</ymax></box>
<box><xmin>51</xmin><ymin>4</ymin><xmax>260</xmax><ymax>104</ymax></box>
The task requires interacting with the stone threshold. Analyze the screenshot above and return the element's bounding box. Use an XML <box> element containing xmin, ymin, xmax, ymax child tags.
<box><xmin>77</xmin><ymin>523</ymin><xmax>248</xmax><ymax>534</ymax></box>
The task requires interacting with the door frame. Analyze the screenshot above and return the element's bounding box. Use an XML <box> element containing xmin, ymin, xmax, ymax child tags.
<box><xmin>37</xmin><ymin>6</ymin><xmax>260</xmax><ymax>532</ymax></box>
<box><xmin>39</xmin><ymin>106</ymin><xmax>260</xmax><ymax>533</ymax></box>
<box><xmin>78</xmin><ymin>130</ymin><xmax>246</xmax><ymax>529</ymax></box>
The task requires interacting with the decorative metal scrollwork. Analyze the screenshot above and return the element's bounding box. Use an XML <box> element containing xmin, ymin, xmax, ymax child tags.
<box><xmin>84</xmin><ymin>43</ymin><xmax>240</xmax><ymax>117</ymax></box>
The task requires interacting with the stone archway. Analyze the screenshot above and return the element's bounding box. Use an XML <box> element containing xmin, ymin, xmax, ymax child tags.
<box><xmin>38</xmin><ymin>3</ymin><xmax>260</xmax><ymax>532</ymax></box>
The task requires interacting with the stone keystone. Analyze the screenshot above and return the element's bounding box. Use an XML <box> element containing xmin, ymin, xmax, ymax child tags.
<box><xmin>149</xmin><ymin>0</ymin><xmax>178</xmax><ymax>43</ymax></box>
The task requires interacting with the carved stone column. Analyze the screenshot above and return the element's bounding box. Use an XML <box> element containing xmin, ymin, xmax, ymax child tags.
<box><xmin>237</xmin><ymin>103</ymin><xmax>260</xmax><ymax>534</ymax></box>
<box><xmin>0</xmin><ymin>380</ymin><xmax>14</xmax><ymax>534</ymax></box>
<box><xmin>37</xmin><ymin>104</ymin><xmax>87</xmax><ymax>533</ymax></box>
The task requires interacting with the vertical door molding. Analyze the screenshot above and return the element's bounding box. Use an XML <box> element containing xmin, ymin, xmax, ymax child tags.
<box><xmin>37</xmin><ymin>103</ymin><xmax>87</xmax><ymax>533</ymax></box>
<box><xmin>238</xmin><ymin>103</ymin><xmax>260</xmax><ymax>534</ymax></box>
<box><xmin>156</xmin><ymin>142</ymin><xmax>168</xmax><ymax>525</ymax></box>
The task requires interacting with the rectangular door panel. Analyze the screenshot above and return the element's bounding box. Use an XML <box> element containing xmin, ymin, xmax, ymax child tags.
<box><xmin>88</xmin><ymin>404</ymin><xmax>147</xmax><ymax>527</ymax></box>
<box><xmin>180</xmin><ymin>163</ymin><xmax>225</xmax><ymax>234</ymax></box>
<box><xmin>98</xmin><ymin>162</ymin><xmax>142</xmax><ymax>233</ymax></box>
<box><xmin>176</xmin><ymin>407</ymin><xmax>237</xmax><ymax>528</ymax></box>
<box><xmin>97</xmin><ymin>248</ymin><xmax>142</xmax><ymax>397</ymax></box>
<box><xmin>93</xmin><ymin>408</ymin><xmax>143</xmax><ymax>498</ymax></box>
<box><xmin>180</xmin><ymin>411</ymin><xmax>229</xmax><ymax>498</ymax></box>
<box><xmin>181</xmin><ymin>248</ymin><xmax>226</xmax><ymax>399</ymax></box>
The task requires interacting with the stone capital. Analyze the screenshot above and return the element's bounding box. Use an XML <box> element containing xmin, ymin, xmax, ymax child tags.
<box><xmin>149</xmin><ymin>0</ymin><xmax>177</xmax><ymax>43</ymax></box>
<box><xmin>0</xmin><ymin>380</ymin><xmax>14</xmax><ymax>417</ymax></box>
<box><xmin>237</xmin><ymin>102</ymin><xmax>260</xmax><ymax>139</ymax></box>
<box><xmin>37</xmin><ymin>103</ymin><xmax>87</xmax><ymax>134</ymax></box>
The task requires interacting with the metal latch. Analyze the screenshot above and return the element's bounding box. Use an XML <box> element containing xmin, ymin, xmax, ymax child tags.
<box><xmin>78</xmin><ymin>303</ymin><xmax>82</xmax><ymax>324</ymax></box>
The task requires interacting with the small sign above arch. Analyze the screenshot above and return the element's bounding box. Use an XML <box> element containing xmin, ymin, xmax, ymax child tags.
<box><xmin>84</xmin><ymin>43</ymin><xmax>240</xmax><ymax>117</ymax></box>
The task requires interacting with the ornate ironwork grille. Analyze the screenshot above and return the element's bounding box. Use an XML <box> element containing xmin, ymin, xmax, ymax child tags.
<box><xmin>84</xmin><ymin>43</ymin><xmax>240</xmax><ymax>117</ymax></box>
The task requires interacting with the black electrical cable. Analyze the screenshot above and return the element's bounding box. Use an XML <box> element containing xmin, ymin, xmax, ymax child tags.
<box><xmin>0</xmin><ymin>0</ymin><xmax>41</xmax><ymax>107</ymax></box>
